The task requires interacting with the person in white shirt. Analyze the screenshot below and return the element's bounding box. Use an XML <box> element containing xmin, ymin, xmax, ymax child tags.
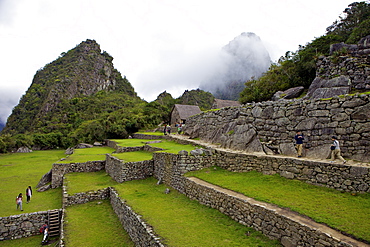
<box><xmin>330</xmin><ymin>136</ymin><xmax>346</xmax><ymax>164</ymax></box>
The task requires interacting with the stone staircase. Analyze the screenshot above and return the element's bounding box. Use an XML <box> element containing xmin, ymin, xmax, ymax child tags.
<box><xmin>48</xmin><ymin>210</ymin><xmax>61</xmax><ymax>238</ymax></box>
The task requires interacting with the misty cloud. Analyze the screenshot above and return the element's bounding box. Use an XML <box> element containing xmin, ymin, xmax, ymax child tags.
<box><xmin>0</xmin><ymin>87</ymin><xmax>23</xmax><ymax>125</ymax></box>
<box><xmin>199</xmin><ymin>32</ymin><xmax>271</xmax><ymax>100</ymax></box>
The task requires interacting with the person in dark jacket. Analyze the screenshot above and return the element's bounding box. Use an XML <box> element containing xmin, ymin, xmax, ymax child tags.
<box><xmin>294</xmin><ymin>131</ymin><xmax>304</xmax><ymax>157</ymax></box>
<box><xmin>26</xmin><ymin>186</ymin><xmax>32</xmax><ymax>203</ymax></box>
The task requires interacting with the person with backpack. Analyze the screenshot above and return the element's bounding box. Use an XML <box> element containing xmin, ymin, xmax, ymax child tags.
<box><xmin>40</xmin><ymin>222</ymin><xmax>49</xmax><ymax>244</ymax></box>
<box><xmin>330</xmin><ymin>136</ymin><xmax>346</xmax><ymax>164</ymax></box>
<box><xmin>16</xmin><ymin>193</ymin><xmax>23</xmax><ymax>211</ymax></box>
<box><xmin>26</xmin><ymin>186</ymin><xmax>32</xmax><ymax>203</ymax></box>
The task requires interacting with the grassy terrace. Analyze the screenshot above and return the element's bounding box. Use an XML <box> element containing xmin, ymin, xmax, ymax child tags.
<box><xmin>111</xmin><ymin>137</ymin><xmax>202</xmax><ymax>154</ymax></box>
<box><xmin>186</xmin><ymin>167</ymin><xmax>370</xmax><ymax>242</ymax></box>
<box><xmin>58</xmin><ymin>146</ymin><xmax>115</xmax><ymax>163</ymax></box>
<box><xmin>1</xmin><ymin>137</ymin><xmax>369</xmax><ymax>245</ymax></box>
<box><xmin>0</xmin><ymin>150</ymin><xmax>65</xmax><ymax>217</ymax></box>
<box><xmin>65</xmin><ymin>172</ymin><xmax>281</xmax><ymax>246</ymax></box>
<box><xmin>64</xmin><ymin>200</ymin><xmax>134</xmax><ymax>246</ymax></box>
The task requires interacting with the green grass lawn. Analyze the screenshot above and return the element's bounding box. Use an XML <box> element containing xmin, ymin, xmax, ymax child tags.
<box><xmin>64</xmin><ymin>172</ymin><xmax>280</xmax><ymax>246</ymax></box>
<box><xmin>114</xmin><ymin>178</ymin><xmax>281</xmax><ymax>247</ymax></box>
<box><xmin>58</xmin><ymin>146</ymin><xmax>115</xmax><ymax>163</ymax></box>
<box><xmin>110</xmin><ymin>138</ymin><xmax>150</xmax><ymax>147</ymax></box>
<box><xmin>65</xmin><ymin>171</ymin><xmax>119</xmax><ymax>195</ymax></box>
<box><xmin>0</xmin><ymin>150</ymin><xmax>65</xmax><ymax>217</ymax></box>
<box><xmin>150</xmin><ymin>140</ymin><xmax>201</xmax><ymax>154</ymax></box>
<box><xmin>186</xmin><ymin>167</ymin><xmax>370</xmax><ymax>242</ymax></box>
<box><xmin>110</xmin><ymin>138</ymin><xmax>200</xmax><ymax>154</ymax></box>
<box><xmin>64</xmin><ymin>200</ymin><xmax>135</xmax><ymax>247</ymax></box>
<box><xmin>0</xmin><ymin>235</ymin><xmax>60</xmax><ymax>246</ymax></box>
<box><xmin>136</xmin><ymin>131</ymin><xmax>166</xmax><ymax>136</ymax></box>
<box><xmin>112</xmin><ymin>151</ymin><xmax>153</xmax><ymax>162</ymax></box>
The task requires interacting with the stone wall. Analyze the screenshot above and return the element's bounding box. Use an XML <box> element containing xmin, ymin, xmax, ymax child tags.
<box><xmin>319</xmin><ymin>36</ymin><xmax>370</xmax><ymax>90</ymax></box>
<box><xmin>153</xmin><ymin>151</ymin><xmax>370</xmax><ymax>193</ymax></box>
<box><xmin>60</xmin><ymin>179</ymin><xmax>164</xmax><ymax>246</ymax></box>
<box><xmin>153</xmin><ymin>152</ymin><xmax>369</xmax><ymax>246</ymax></box>
<box><xmin>131</xmin><ymin>134</ymin><xmax>165</xmax><ymax>140</ymax></box>
<box><xmin>178</xmin><ymin>177</ymin><xmax>365</xmax><ymax>247</ymax></box>
<box><xmin>304</xmin><ymin>36</ymin><xmax>370</xmax><ymax>100</ymax></box>
<box><xmin>106</xmin><ymin>154</ymin><xmax>154</xmax><ymax>183</ymax></box>
<box><xmin>52</xmin><ymin>160</ymin><xmax>105</xmax><ymax>188</ymax></box>
<box><xmin>109</xmin><ymin>188</ymin><xmax>164</xmax><ymax>247</ymax></box>
<box><xmin>0</xmin><ymin>210</ymin><xmax>61</xmax><ymax>241</ymax></box>
<box><xmin>183</xmin><ymin>94</ymin><xmax>370</xmax><ymax>162</ymax></box>
<box><xmin>63</xmin><ymin>187</ymin><xmax>110</xmax><ymax>207</ymax></box>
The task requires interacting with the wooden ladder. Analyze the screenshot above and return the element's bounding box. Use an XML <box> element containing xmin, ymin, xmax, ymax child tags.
<box><xmin>48</xmin><ymin>210</ymin><xmax>60</xmax><ymax>238</ymax></box>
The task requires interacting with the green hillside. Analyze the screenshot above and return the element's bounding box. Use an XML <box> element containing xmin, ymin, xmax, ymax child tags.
<box><xmin>240</xmin><ymin>1</ymin><xmax>370</xmax><ymax>103</ymax></box>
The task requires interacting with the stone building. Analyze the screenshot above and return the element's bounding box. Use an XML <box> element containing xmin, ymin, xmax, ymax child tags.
<box><xmin>170</xmin><ymin>104</ymin><xmax>201</xmax><ymax>125</ymax></box>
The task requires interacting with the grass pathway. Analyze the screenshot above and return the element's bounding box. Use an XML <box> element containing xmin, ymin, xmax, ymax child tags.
<box><xmin>64</xmin><ymin>200</ymin><xmax>135</xmax><ymax>246</ymax></box>
<box><xmin>187</xmin><ymin>167</ymin><xmax>370</xmax><ymax>242</ymax></box>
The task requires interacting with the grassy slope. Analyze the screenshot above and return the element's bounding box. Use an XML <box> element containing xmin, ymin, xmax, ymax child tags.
<box><xmin>64</xmin><ymin>200</ymin><xmax>135</xmax><ymax>247</ymax></box>
<box><xmin>0</xmin><ymin>150</ymin><xmax>65</xmax><ymax>217</ymax></box>
<box><xmin>186</xmin><ymin>167</ymin><xmax>370</xmax><ymax>242</ymax></box>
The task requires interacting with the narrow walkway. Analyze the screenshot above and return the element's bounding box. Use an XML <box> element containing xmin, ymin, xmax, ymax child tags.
<box><xmin>189</xmin><ymin>177</ymin><xmax>369</xmax><ymax>247</ymax></box>
<box><xmin>169</xmin><ymin>134</ymin><xmax>370</xmax><ymax>168</ymax></box>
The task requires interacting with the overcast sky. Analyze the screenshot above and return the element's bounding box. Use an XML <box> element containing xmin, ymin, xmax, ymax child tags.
<box><xmin>0</xmin><ymin>0</ymin><xmax>356</xmax><ymax>124</ymax></box>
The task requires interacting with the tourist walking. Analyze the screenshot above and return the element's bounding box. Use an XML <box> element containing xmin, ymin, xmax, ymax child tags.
<box><xmin>166</xmin><ymin>124</ymin><xmax>171</xmax><ymax>135</ymax></box>
<box><xmin>330</xmin><ymin>136</ymin><xmax>346</xmax><ymax>164</ymax></box>
<box><xmin>16</xmin><ymin>193</ymin><xmax>23</xmax><ymax>211</ymax></box>
<box><xmin>294</xmin><ymin>131</ymin><xmax>304</xmax><ymax>157</ymax></box>
<box><xmin>40</xmin><ymin>222</ymin><xmax>49</xmax><ymax>244</ymax></box>
<box><xmin>26</xmin><ymin>186</ymin><xmax>32</xmax><ymax>203</ymax></box>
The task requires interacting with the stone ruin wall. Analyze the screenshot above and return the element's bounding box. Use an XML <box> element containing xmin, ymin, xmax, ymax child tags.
<box><xmin>105</xmin><ymin>154</ymin><xmax>154</xmax><ymax>183</ymax></box>
<box><xmin>318</xmin><ymin>36</ymin><xmax>370</xmax><ymax>91</ymax></box>
<box><xmin>109</xmin><ymin>188</ymin><xmax>164</xmax><ymax>247</ymax></box>
<box><xmin>51</xmin><ymin>160</ymin><xmax>105</xmax><ymax>188</ymax></box>
<box><xmin>59</xmin><ymin>183</ymin><xmax>164</xmax><ymax>247</ymax></box>
<box><xmin>183</xmin><ymin>94</ymin><xmax>370</xmax><ymax>162</ymax></box>
<box><xmin>153</xmin><ymin>152</ymin><xmax>369</xmax><ymax>246</ymax></box>
<box><xmin>153</xmin><ymin>151</ymin><xmax>370</xmax><ymax>194</ymax></box>
<box><xmin>0</xmin><ymin>210</ymin><xmax>61</xmax><ymax>241</ymax></box>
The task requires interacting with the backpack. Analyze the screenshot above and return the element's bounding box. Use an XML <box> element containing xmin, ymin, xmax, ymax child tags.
<box><xmin>39</xmin><ymin>224</ymin><xmax>46</xmax><ymax>233</ymax></box>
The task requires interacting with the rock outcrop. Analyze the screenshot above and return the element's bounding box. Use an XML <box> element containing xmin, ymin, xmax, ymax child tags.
<box><xmin>272</xmin><ymin>86</ymin><xmax>304</xmax><ymax>101</ymax></box>
<box><xmin>305</xmin><ymin>35</ymin><xmax>370</xmax><ymax>99</ymax></box>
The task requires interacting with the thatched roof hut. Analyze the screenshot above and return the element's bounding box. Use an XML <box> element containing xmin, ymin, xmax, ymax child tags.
<box><xmin>170</xmin><ymin>104</ymin><xmax>202</xmax><ymax>125</ymax></box>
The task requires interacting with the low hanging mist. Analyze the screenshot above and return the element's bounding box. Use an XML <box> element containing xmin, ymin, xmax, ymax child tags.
<box><xmin>199</xmin><ymin>32</ymin><xmax>271</xmax><ymax>100</ymax></box>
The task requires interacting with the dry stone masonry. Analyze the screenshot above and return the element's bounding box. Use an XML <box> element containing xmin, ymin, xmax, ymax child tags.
<box><xmin>183</xmin><ymin>94</ymin><xmax>370</xmax><ymax>162</ymax></box>
<box><xmin>153</xmin><ymin>152</ymin><xmax>369</xmax><ymax>247</ymax></box>
<box><xmin>59</xmin><ymin>183</ymin><xmax>164</xmax><ymax>247</ymax></box>
<box><xmin>0</xmin><ymin>210</ymin><xmax>61</xmax><ymax>241</ymax></box>
<box><xmin>51</xmin><ymin>160</ymin><xmax>105</xmax><ymax>188</ymax></box>
<box><xmin>106</xmin><ymin>154</ymin><xmax>154</xmax><ymax>183</ymax></box>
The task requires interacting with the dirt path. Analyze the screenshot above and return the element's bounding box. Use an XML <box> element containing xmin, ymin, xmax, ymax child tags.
<box><xmin>169</xmin><ymin>134</ymin><xmax>370</xmax><ymax>167</ymax></box>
